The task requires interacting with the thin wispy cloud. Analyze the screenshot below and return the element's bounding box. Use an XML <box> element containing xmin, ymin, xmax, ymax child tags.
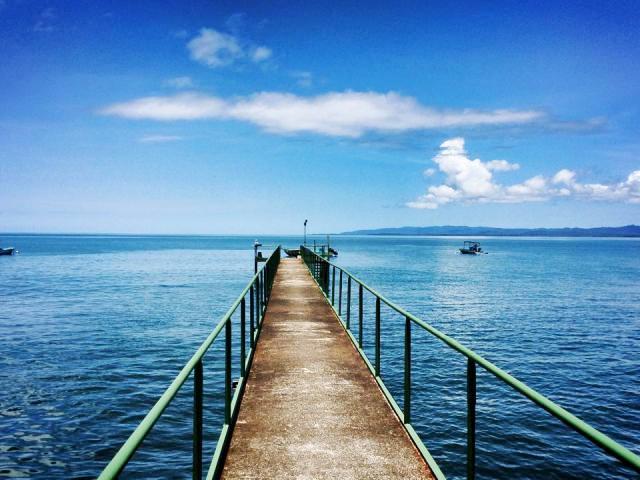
<box><xmin>165</xmin><ymin>76</ymin><xmax>193</xmax><ymax>89</ymax></box>
<box><xmin>251</xmin><ymin>46</ymin><xmax>272</xmax><ymax>62</ymax></box>
<box><xmin>292</xmin><ymin>71</ymin><xmax>313</xmax><ymax>88</ymax></box>
<box><xmin>407</xmin><ymin>138</ymin><xmax>640</xmax><ymax>209</ymax></box>
<box><xmin>138</xmin><ymin>134</ymin><xmax>183</xmax><ymax>143</ymax></box>
<box><xmin>187</xmin><ymin>28</ymin><xmax>272</xmax><ymax>68</ymax></box>
<box><xmin>99</xmin><ymin>91</ymin><xmax>543</xmax><ymax>137</ymax></box>
<box><xmin>34</xmin><ymin>7</ymin><xmax>56</xmax><ymax>32</ymax></box>
<box><xmin>171</xmin><ymin>29</ymin><xmax>189</xmax><ymax>39</ymax></box>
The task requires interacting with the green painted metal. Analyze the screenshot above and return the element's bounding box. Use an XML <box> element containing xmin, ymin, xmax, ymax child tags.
<box><xmin>346</xmin><ymin>276</ymin><xmax>351</xmax><ymax>329</ymax></box>
<box><xmin>467</xmin><ymin>358</ymin><xmax>476</xmax><ymax>480</ymax></box>
<box><xmin>97</xmin><ymin>246</ymin><xmax>281</xmax><ymax>480</ymax></box>
<box><xmin>338</xmin><ymin>270</ymin><xmax>343</xmax><ymax>315</ymax></box>
<box><xmin>225</xmin><ymin>307</ymin><xmax>232</xmax><ymax>425</ymax></box>
<box><xmin>375</xmin><ymin>296</ymin><xmax>381</xmax><ymax>377</ymax></box>
<box><xmin>331</xmin><ymin>266</ymin><xmax>336</xmax><ymax>305</ymax></box>
<box><xmin>193</xmin><ymin>360</ymin><xmax>203</xmax><ymax>480</ymax></box>
<box><xmin>240</xmin><ymin>298</ymin><xmax>246</xmax><ymax>378</ymax></box>
<box><xmin>358</xmin><ymin>284</ymin><xmax>363</xmax><ymax>348</ymax></box>
<box><xmin>249</xmin><ymin>285</ymin><xmax>255</xmax><ymax>349</ymax></box>
<box><xmin>300</xmin><ymin>245</ymin><xmax>640</xmax><ymax>478</ymax></box>
<box><xmin>404</xmin><ymin>316</ymin><xmax>411</xmax><ymax>425</ymax></box>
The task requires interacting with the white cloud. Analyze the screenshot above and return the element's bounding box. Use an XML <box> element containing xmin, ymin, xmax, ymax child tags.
<box><xmin>186</xmin><ymin>28</ymin><xmax>273</xmax><ymax>68</ymax></box>
<box><xmin>101</xmin><ymin>93</ymin><xmax>226</xmax><ymax>120</ymax></box>
<box><xmin>408</xmin><ymin>138</ymin><xmax>640</xmax><ymax>208</ymax></box>
<box><xmin>486</xmin><ymin>159</ymin><xmax>520</xmax><ymax>171</ymax></box>
<box><xmin>187</xmin><ymin>28</ymin><xmax>243</xmax><ymax>67</ymax></box>
<box><xmin>165</xmin><ymin>76</ymin><xmax>193</xmax><ymax>89</ymax></box>
<box><xmin>251</xmin><ymin>46</ymin><xmax>272</xmax><ymax>62</ymax></box>
<box><xmin>100</xmin><ymin>91</ymin><xmax>543</xmax><ymax>137</ymax></box>
<box><xmin>138</xmin><ymin>135</ymin><xmax>183</xmax><ymax>143</ymax></box>
<box><xmin>552</xmin><ymin>168</ymin><xmax>576</xmax><ymax>185</ymax></box>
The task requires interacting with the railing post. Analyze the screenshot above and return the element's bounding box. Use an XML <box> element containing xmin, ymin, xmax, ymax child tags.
<box><xmin>346</xmin><ymin>277</ymin><xmax>352</xmax><ymax>329</ymax></box>
<box><xmin>256</xmin><ymin>275</ymin><xmax>261</xmax><ymax>325</ymax></box>
<box><xmin>375</xmin><ymin>297</ymin><xmax>381</xmax><ymax>376</ymax></box>
<box><xmin>193</xmin><ymin>360</ymin><xmax>203</xmax><ymax>480</ymax></box>
<box><xmin>404</xmin><ymin>316</ymin><xmax>411</xmax><ymax>424</ymax></box>
<box><xmin>224</xmin><ymin>319</ymin><xmax>231</xmax><ymax>424</ymax></box>
<box><xmin>358</xmin><ymin>284</ymin><xmax>363</xmax><ymax>347</ymax></box>
<box><xmin>240</xmin><ymin>298</ymin><xmax>246</xmax><ymax>377</ymax></box>
<box><xmin>261</xmin><ymin>270</ymin><xmax>265</xmax><ymax>312</ymax></box>
<box><xmin>338</xmin><ymin>270</ymin><xmax>343</xmax><ymax>315</ymax></box>
<box><xmin>467</xmin><ymin>358</ymin><xmax>476</xmax><ymax>480</ymax></box>
<box><xmin>324</xmin><ymin>261</ymin><xmax>329</xmax><ymax>294</ymax></box>
<box><xmin>263</xmin><ymin>265</ymin><xmax>268</xmax><ymax>300</ymax></box>
<box><xmin>249</xmin><ymin>285</ymin><xmax>255</xmax><ymax>349</ymax></box>
<box><xmin>331</xmin><ymin>266</ymin><xmax>336</xmax><ymax>305</ymax></box>
<box><xmin>258</xmin><ymin>271</ymin><xmax>262</xmax><ymax>317</ymax></box>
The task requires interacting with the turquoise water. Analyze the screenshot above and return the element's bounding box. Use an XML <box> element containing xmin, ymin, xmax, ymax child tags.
<box><xmin>0</xmin><ymin>235</ymin><xmax>638</xmax><ymax>479</ymax></box>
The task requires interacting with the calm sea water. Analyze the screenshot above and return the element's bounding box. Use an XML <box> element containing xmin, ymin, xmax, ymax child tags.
<box><xmin>0</xmin><ymin>234</ymin><xmax>638</xmax><ymax>479</ymax></box>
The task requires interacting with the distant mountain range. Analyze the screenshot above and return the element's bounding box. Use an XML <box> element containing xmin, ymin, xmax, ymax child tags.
<box><xmin>341</xmin><ymin>225</ymin><xmax>640</xmax><ymax>237</ymax></box>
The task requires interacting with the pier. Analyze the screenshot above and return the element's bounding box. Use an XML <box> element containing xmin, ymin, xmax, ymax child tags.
<box><xmin>222</xmin><ymin>258</ymin><xmax>433</xmax><ymax>479</ymax></box>
<box><xmin>99</xmin><ymin>245</ymin><xmax>640</xmax><ymax>480</ymax></box>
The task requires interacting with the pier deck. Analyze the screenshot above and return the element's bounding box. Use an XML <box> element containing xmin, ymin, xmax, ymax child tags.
<box><xmin>222</xmin><ymin>258</ymin><xmax>434</xmax><ymax>479</ymax></box>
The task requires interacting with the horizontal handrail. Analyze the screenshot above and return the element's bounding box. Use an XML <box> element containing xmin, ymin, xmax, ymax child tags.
<box><xmin>300</xmin><ymin>245</ymin><xmax>640</xmax><ymax>477</ymax></box>
<box><xmin>98</xmin><ymin>246</ymin><xmax>281</xmax><ymax>480</ymax></box>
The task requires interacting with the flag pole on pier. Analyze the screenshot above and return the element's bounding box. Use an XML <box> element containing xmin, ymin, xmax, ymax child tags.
<box><xmin>304</xmin><ymin>219</ymin><xmax>308</xmax><ymax>246</ymax></box>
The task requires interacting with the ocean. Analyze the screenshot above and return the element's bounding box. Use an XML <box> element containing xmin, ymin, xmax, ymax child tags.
<box><xmin>0</xmin><ymin>234</ymin><xmax>638</xmax><ymax>479</ymax></box>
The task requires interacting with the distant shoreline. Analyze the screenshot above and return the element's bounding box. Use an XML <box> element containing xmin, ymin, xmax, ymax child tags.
<box><xmin>340</xmin><ymin>225</ymin><xmax>640</xmax><ymax>238</ymax></box>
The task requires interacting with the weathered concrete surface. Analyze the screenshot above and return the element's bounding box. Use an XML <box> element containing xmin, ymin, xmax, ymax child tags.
<box><xmin>222</xmin><ymin>258</ymin><xmax>435</xmax><ymax>480</ymax></box>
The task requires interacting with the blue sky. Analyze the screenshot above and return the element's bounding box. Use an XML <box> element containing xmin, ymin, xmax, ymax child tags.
<box><xmin>1</xmin><ymin>0</ymin><xmax>639</xmax><ymax>234</ymax></box>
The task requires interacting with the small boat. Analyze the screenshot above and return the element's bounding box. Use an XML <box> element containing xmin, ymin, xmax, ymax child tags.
<box><xmin>459</xmin><ymin>241</ymin><xmax>484</xmax><ymax>255</ymax></box>
<box><xmin>0</xmin><ymin>247</ymin><xmax>15</xmax><ymax>256</ymax></box>
<box><xmin>284</xmin><ymin>248</ymin><xmax>300</xmax><ymax>257</ymax></box>
<box><xmin>328</xmin><ymin>247</ymin><xmax>338</xmax><ymax>257</ymax></box>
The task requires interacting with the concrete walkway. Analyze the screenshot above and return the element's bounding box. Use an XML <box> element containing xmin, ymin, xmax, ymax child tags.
<box><xmin>222</xmin><ymin>258</ymin><xmax>435</xmax><ymax>479</ymax></box>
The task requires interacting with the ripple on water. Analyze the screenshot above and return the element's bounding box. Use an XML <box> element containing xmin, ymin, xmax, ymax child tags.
<box><xmin>1</xmin><ymin>236</ymin><xmax>639</xmax><ymax>479</ymax></box>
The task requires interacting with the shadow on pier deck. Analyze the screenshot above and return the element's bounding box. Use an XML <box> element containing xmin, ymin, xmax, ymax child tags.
<box><xmin>222</xmin><ymin>258</ymin><xmax>434</xmax><ymax>479</ymax></box>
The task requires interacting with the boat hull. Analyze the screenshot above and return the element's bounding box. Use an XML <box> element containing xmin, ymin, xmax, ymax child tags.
<box><xmin>0</xmin><ymin>247</ymin><xmax>15</xmax><ymax>256</ymax></box>
<box><xmin>459</xmin><ymin>248</ymin><xmax>478</xmax><ymax>255</ymax></box>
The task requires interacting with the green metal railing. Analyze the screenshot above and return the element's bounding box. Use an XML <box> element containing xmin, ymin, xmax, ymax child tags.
<box><xmin>98</xmin><ymin>246</ymin><xmax>281</xmax><ymax>480</ymax></box>
<box><xmin>300</xmin><ymin>245</ymin><xmax>640</xmax><ymax>479</ymax></box>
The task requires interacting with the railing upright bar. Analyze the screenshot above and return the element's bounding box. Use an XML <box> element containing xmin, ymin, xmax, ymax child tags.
<box><xmin>332</xmin><ymin>266</ymin><xmax>336</xmax><ymax>305</ymax></box>
<box><xmin>346</xmin><ymin>277</ymin><xmax>352</xmax><ymax>329</ymax></box>
<box><xmin>240</xmin><ymin>298</ymin><xmax>246</xmax><ymax>378</ymax></box>
<box><xmin>375</xmin><ymin>297</ymin><xmax>381</xmax><ymax>376</ymax></box>
<box><xmin>192</xmin><ymin>360</ymin><xmax>203</xmax><ymax>480</ymax></box>
<box><xmin>249</xmin><ymin>285</ymin><xmax>255</xmax><ymax>349</ymax></box>
<box><xmin>467</xmin><ymin>359</ymin><xmax>477</xmax><ymax>480</ymax></box>
<box><xmin>338</xmin><ymin>270</ymin><xmax>343</xmax><ymax>315</ymax></box>
<box><xmin>324</xmin><ymin>261</ymin><xmax>329</xmax><ymax>294</ymax></box>
<box><xmin>264</xmin><ymin>265</ymin><xmax>268</xmax><ymax>300</ymax></box>
<box><xmin>358</xmin><ymin>284</ymin><xmax>363</xmax><ymax>348</ymax></box>
<box><xmin>404</xmin><ymin>316</ymin><xmax>411</xmax><ymax>424</ymax></box>
<box><xmin>258</xmin><ymin>271</ymin><xmax>262</xmax><ymax>316</ymax></box>
<box><xmin>261</xmin><ymin>270</ymin><xmax>265</xmax><ymax>314</ymax></box>
<box><xmin>224</xmin><ymin>320</ymin><xmax>232</xmax><ymax>424</ymax></box>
